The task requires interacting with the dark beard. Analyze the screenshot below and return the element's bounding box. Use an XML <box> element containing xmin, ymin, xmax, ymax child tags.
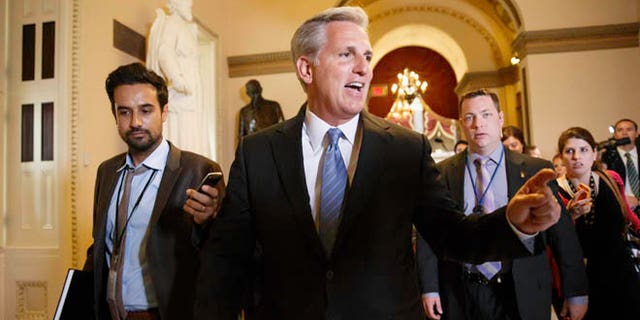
<box><xmin>125</xmin><ymin>129</ymin><xmax>159</xmax><ymax>154</ymax></box>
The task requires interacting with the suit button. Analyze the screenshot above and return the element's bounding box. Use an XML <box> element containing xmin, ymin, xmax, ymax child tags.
<box><xmin>326</xmin><ymin>270</ymin><xmax>334</xmax><ymax>280</ymax></box>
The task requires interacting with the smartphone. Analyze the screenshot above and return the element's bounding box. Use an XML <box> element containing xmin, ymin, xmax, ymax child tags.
<box><xmin>196</xmin><ymin>172</ymin><xmax>223</xmax><ymax>192</ymax></box>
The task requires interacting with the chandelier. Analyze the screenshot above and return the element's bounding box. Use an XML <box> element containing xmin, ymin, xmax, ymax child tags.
<box><xmin>390</xmin><ymin>68</ymin><xmax>428</xmax><ymax>100</ymax></box>
<box><xmin>384</xmin><ymin>68</ymin><xmax>458</xmax><ymax>162</ymax></box>
<box><xmin>386</xmin><ymin>68</ymin><xmax>428</xmax><ymax>132</ymax></box>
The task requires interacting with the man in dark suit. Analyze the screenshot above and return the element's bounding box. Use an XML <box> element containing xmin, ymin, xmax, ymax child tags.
<box><xmin>602</xmin><ymin>118</ymin><xmax>640</xmax><ymax>214</ymax></box>
<box><xmin>195</xmin><ymin>7</ymin><xmax>562</xmax><ymax>320</ymax></box>
<box><xmin>416</xmin><ymin>90</ymin><xmax>588</xmax><ymax>320</ymax></box>
<box><xmin>84</xmin><ymin>63</ymin><xmax>223</xmax><ymax>320</ymax></box>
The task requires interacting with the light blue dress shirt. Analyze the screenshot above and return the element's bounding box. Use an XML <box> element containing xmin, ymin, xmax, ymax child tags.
<box><xmin>463</xmin><ymin>145</ymin><xmax>587</xmax><ymax>305</ymax></box>
<box><xmin>463</xmin><ymin>145</ymin><xmax>508</xmax><ymax>216</ymax></box>
<box><xmin>105</xmin><ymin>139</ymin><xmax>168</xmax><ymax>311</ymax></box>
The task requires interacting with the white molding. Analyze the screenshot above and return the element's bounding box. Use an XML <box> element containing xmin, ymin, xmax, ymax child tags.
<box><xmin>195</xmin><ymin>21</ymin><xmax>220</xmax><ymax>161</ymax></box>
<box><xmin>513</xmin><ymin>23</ymin><xmax>640</xmax><ymax>58</ymax></box>
<box><xmin>16</xmin><ymin>280</ymin><xmax>48</xmax><ymax>320</ymax></box>
<box><xmin>227</xmin><ymin>51</ymin><xmax>293</xmax><ymax>78</ymax></box>
<box><xmin>67</xmin><ymin>0</ymin><xmax>80</xmax><ymax>268</ymax></box>
<box><xmin>0</xmin><ymin>251</ymin><xmax>5</xmax><ymax>320</ymax></box>
<box><xmin>367</xmin><ymin>4</ymin><xmax>506</xmax><ymax>66</ymax></box>
<box><xmin>0</xmin><ymin>0</ymin><xmax>6</xmax><ymax>253</ymax></box>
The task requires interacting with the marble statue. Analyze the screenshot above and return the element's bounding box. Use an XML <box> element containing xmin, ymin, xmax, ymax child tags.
<box><xmin>147</xmin><ymin>0</ymin><xmax>208</xmax><ymax>155</ymax></box>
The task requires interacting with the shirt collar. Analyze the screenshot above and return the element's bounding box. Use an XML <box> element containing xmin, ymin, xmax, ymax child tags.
<box><xmin>117</xmin><ymin>139</ymin><xmax>170</xmax><ymax>172</ymax></box>
<box><xmin>618</xmin><ymin>145</ymin><xmax>638</xmax><ymax>160</ymax></box>
<box><xmin>303</xmin><ymin>109</ymin><xmax>359</xmax><ymax>152</ymax></box>
<box><xmin>468</xmin><ymin>144</ymin><xmax>505</xmax><ymax>165</ymax></box>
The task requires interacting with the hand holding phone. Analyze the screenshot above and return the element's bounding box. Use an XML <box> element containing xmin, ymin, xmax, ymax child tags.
<box><xmin>186</xmin><ymin>172</ymin><xmax>223</xmax><ymax>224</ymax></box>
<box><xmin>575</xmin><ymin>183</ymin><xmax>591</xmax><ymax>201</ymax></box>
<box><xmin>196</xmin><ymin>172</ymin><xmax>223</xmax><ymax>192</ymax></box>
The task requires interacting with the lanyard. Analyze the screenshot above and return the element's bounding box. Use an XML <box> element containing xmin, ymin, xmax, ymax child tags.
<box><xmin>465</xmin><ymin>149</ymin><xmax>504</xmax><ymax>210</ymax></box>
<box><xmin>113</xmin><ymin>167</ymin><xmax>158</xmax><ymax>254</ymax></box>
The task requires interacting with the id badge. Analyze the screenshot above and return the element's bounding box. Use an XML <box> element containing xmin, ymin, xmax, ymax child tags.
<box><xmin>107</xmin><ymin>254</ymin><xmax>119</xmax><ymax>302</ymax></box>
<box><xmin>472</xmin><ymin>205</ymin><xmax>485</xmax><ymax>215</ymax></box>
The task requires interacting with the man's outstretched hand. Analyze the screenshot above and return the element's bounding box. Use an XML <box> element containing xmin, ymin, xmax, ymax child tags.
<box><xmin>506</xmin><ymin>169</ymin><xmax>560</xmax><ymax>235</ymax></box>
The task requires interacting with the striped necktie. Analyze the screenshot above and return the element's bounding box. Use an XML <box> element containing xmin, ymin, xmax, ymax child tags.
<box><xmin>625</xmin><ymin>152</ymin><xmax>640</xmax><ymax>197</ymax></box>
<box><xmin>108</xmin><ymin>165</ymin><xmax>147</xmax><ymax>319</ymax></box>
<box><xmin>319</xmin><ymin>128</ymin><xmax>348</xmax><ymax>255</ymax></box>
<box><xmin>473</xmin><ymin>158</ymin><xmax>502</xmax><ymax>280</ymax></box>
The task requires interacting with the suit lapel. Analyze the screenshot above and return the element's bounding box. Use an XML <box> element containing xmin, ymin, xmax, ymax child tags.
<box><xmin>505</xmin><ymin>150</ymin><xmax>526</xmax><ymax>198</ymax></box>
<box><xmin>95</xmin><ymin>155</ymin><xmax>126</xmax><ymax>246</ymax></box>
<box><xmin>611</xmin><ymin>153</ymin><xmax>624</xmax><ymax>181</ymax></box>
<box><xmin>447</xmin><ymin>152</ymin><xmax>467</xmax><ymax>204</ymax></box>
<box><xmin>150</xmin><ymin>143</ymin><xmax>182</xmax><ymax>227</ymax></box>
<box><xmin>271</xmin><ymin>109</ymin><xmax>327</xmax><ymax>261</ymax></box>
<box><xmin>332</xmin><ymin>112</ymin><xmax>389</xmax><ymax>254</ymax></box>
<box><xmin>91</xmin><ymin>155</ymin><xmax>124</xmax><ymax>319</ymax></box>
<box><xmin>636</xmin><ymin>149</ymin><xmax>640</xmax><ymax>173</ymax></box>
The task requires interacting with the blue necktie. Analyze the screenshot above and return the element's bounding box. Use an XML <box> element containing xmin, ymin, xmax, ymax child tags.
<box><xmin>473</xmin><ymin>158</ymin><xmax>502</xmax><ymax>280</ymax></box>
<box><xmin>319</xmin><ymin>128</ymin><xmax>348</xmax><ymax>254</ymax></box>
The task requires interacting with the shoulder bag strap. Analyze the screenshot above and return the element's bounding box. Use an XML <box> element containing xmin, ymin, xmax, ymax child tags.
<box><xmin>594</xmin><ymin>169</ymin><xmax>630</xmax><ymax>234</ymax></box>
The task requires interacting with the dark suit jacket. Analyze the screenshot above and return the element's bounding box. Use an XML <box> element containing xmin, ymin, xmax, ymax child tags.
<box><xmin>603</xmin><ymin>145</ymin><xmax>640</xmax><ymax>189</ymax></box>
<box><xmin>196</xmin><ymin>109</ymin><xmax>539</xmax><ymax>320</ymax></box>
<box><xmin>84</xmin><ymin>142</ymin><xmax>221</xmax><ymax>320</ymax></box>
<box><xmin>416</xmin><ymin>149</ymin><xmax>587</xmax><ymax>320</ymax></box>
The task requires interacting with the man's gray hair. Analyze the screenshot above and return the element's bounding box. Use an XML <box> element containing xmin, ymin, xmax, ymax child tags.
<box><xmin>290</xmin><ymin>6</ymin><xmax>369</xmax><ymax>89</ymax></box>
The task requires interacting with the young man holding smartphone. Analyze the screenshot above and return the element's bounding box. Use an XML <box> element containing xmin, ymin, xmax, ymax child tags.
<box><xmin>84</xmin><ymin>62</ymin><xmax>223</xmax><ymax>320</ymax></box>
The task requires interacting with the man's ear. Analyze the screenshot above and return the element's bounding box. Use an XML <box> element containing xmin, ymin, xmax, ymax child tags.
<box><xmin>161</xmin><ymin>104</ymin><xmax>169</xmax><ymax>123</ymax></box>
<box><xmin>112</xmin><ymin>105</ymin><xmax>119</xmax><ymax>124</ymax></box>
<box><xmin>296</xmin><ymin>56</ymin><xmax>313</xmax><ymax>85</ymax></box>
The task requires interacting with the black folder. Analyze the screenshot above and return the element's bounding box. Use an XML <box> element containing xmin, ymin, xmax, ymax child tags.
<box><xmin>54</xmin><ymin>269</ymin><xmax>94</xmax><ymax>319</ymax></box>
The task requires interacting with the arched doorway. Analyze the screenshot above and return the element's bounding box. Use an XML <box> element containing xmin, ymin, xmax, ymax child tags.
<box><xmin>369</xmin><ymin>46</ymin><xmax>459</xmax><ymax>119</ymax></box>
<box><xmin>368</xmin><ymin>46</ymin><xmax>459</xmax><ymax>158</ymax></box>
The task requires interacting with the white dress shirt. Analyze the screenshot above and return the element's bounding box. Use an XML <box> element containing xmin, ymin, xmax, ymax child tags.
<box><xmin>617</xmin><ymin>146</ymin><xmax>639</xmax><ymax>197</ymax></box>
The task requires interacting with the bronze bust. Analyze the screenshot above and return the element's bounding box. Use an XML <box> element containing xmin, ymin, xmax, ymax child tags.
<box><xmin>238</xmin><ymin>79</ymin><xmax>284</xmax><ymax>140</ymax></box>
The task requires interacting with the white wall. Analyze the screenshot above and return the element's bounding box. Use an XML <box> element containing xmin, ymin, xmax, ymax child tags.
<box><xmin>526</xmin><ymin>48</ymin><xmax>640</xmax><ymax>157</ymax></box>
<box><xmin>514</xmin><ymin>0</ymin><xmax>640</xmax><ymax>158</ymax></box>
<box><xmin>516</xmin><ymin>0</ymin><xmax>638</xmax><ymax>30</ymax></box>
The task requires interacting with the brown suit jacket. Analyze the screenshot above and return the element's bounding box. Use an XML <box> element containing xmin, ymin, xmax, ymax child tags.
<box><xmin>84</xmin><ymin>142</ymin><xmax>221</xmax><ymax>320</ymax></box>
